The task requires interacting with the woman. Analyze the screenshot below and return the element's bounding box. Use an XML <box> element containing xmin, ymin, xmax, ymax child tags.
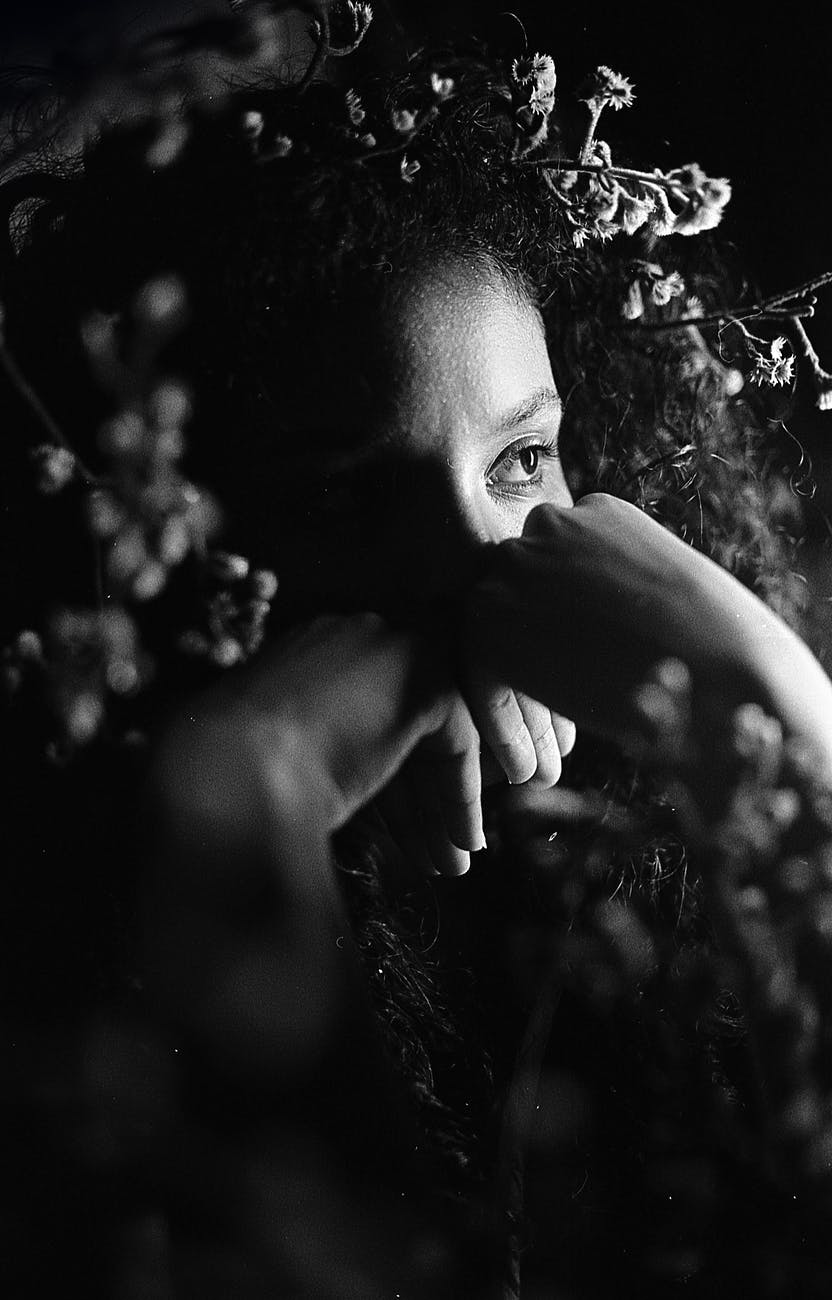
<box><xmin>5</xmin><ymin>5</ymin><xmax>832</xmax><ymax>1296</ymax></box>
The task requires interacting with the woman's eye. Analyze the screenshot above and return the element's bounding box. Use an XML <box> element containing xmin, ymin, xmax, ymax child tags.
<box><xmin>487</xmin><ymin>441</ymin><xmax>556</xmax><ymax>490</ymax></box>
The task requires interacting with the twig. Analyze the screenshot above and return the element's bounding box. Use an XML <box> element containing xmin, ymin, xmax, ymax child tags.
<box><xmin>0</xmin><ymin>337</ymin><xmax>97</xmax><ymax>483</ymax></box>
<box><xmin>493</xmin><ymin>932</ymin><xmax>565</xmax><ymax>1300</ymax></box>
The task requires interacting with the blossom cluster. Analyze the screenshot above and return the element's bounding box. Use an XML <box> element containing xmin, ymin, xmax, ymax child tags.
<box><xmin>550</xmin><ymin>151</ymin><xmax>733</xmax><ymax>248</ymax></box>
<box><xmin>631</xmin><ymin>660</ymin><xmax>832</xmax><ymax>1189</ymax></box>
<box><xmin>2</xmin><ymin>274</ymin><xmax>282</xmax><ymax>752</ymax></box>
<box><xmin>178</xmin><ymin>552</ymin><xmax>278</xmax><ymax>668</ymax></box>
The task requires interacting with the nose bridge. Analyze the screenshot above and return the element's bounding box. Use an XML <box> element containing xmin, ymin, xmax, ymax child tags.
<box><xmin>397</xmin><ymin>458</ymin><xmax>494</xmax><ymax>603</ymax></box>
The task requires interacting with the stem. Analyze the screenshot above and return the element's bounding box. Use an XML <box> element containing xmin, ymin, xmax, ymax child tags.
<box><xmin>791</xmin><ymin>315</ymin><xmax>821</xmax><ymax>365</ymax></box>
<box><xmin>578</xmin><ymin>105</ymin><xmax>603</xmax><ymax>165</ymax></box>
<box><xmin>515</xmin><ymin>158</ymin><xmax>677</xmax><ymax>189</ymax></box>
<box><xmin>350</xmin><ymin>106</ymin><xmax>440</xmax><ymax>166</ymax></box>
<box><xmin>764</xmin><ymin>270</ymin><xmax>832</xmax><ymax>311</ymax></box>
<box><xmin>0</xmin><ymin>338</ymin><xmax>97</xmax><ymax>484</ymax></box>
<box><xmin>493</xmin><ymin>936</ymin><xmax>564</xmax><ymax>1300</ymax></box>
<box><xmin>296</xmin><ymin>4</ymin><xmax>330</xmax><ymax>94</ymax></box>
<box><xmin>628</xmin><ymin>305</ymin><xmax>815</xmax><ymax>334</ymax></box>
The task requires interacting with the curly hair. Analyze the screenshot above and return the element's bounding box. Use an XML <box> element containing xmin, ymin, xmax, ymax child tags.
<box><xmin>1</xmin><ymin>45</ymin><xmax>807</xmax><ymax>615</ymax></box>
<box><xmin>0</xmin><ymin>30</ymin><xmax>819</xmax><ymax>1285</ymax></box>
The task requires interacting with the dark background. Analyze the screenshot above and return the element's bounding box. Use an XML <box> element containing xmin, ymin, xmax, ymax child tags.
<box><xmin>4</xmin><ymin>0</ymin><xmax>832</xmax><ymax>521</ymax></box>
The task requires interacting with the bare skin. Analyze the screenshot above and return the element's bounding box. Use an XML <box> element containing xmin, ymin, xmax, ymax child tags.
<box><xmin>145</xmin><ymin>264</ymin><xmax>832</xmax><ymax>1073</ymax></box>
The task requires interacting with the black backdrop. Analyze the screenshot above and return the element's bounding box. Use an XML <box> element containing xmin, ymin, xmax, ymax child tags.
<box><xmin>4</xmin><ymin>0</ymin><xmax>832</xmax><ymax>503</ymax></box>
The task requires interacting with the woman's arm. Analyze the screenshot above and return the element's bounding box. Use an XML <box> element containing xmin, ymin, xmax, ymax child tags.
<box><xmin>463</xmin><ymin>494</ymin><xmax>832</xmax><ymax>780</ymax></box>
<box><xmin>140</xmin><ymin>613</ymin><xmax>459</xmax><ymax>1073</ymax></box>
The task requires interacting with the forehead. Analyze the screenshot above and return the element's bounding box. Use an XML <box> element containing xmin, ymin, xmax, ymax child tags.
<box><xmin>277</xmin><ymin>261</ymin><xmax>556</xmax><ymax>468</ymax></box>
<box><xmin>389</xmin><ymin>262</ymin><xmax>547</xmax><ymax>380</ymax></box>
<box><xmin>384</xmin><ymin>263</ymin><xmax>556</xmax><ymax>445</ymax></box>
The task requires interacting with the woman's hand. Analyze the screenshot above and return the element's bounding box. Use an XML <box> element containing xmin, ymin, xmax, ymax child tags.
<box><xmin>143</xmin><ymin>613</ymin><xmax>476</xmax><ymax>1073</ymax></box>
<box><xmin>462</xmin><ymin>493</ymin><xmax>832</xmax><ymax>773</ymax></box>
<box><xmin>376</xmin><ymin>687</ymin><xmax>576</xmax><ymax>876</ymax></box>
<box><xmin>154</xmin><ymin>612</ymin><xmax>574</xmax><ymax>882</ymax></box>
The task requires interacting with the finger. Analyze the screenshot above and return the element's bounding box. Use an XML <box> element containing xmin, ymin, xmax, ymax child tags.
<box><xmin>551</xmin><ymin>712</ymin><xmax>578</xmax><ymax>758</ymax></box>
<box><xmin>404</xmin><ymin>760</ymin><xmax>472</xmax><ymax>877</ymax></box>
<box><xmin>417</xmin><ymin>696</ymin><xmax>485</xmax><ymax>853</ymax></box>
<box><xmin>515</xmin><ymin>693</ymin><xmax>561</xmax><ymax>787</ymax></box>
<box><xmin>467</xmin><ymin>673</ymin><xmax>538</xmax><ymax>785</ymax></box>
<box><xmin>374</xmin><ymin>779</ymin><xmax>444</xmax><ymax>880</ymax></box>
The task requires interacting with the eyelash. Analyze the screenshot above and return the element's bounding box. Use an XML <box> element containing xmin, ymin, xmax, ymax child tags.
<box><xmin>486</xmin><ymin>435</ymin><xmax>560</xmax><ymax>496</ymax></box>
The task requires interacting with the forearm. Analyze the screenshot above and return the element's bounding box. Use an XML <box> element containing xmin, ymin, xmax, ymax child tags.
<box><xmin>140</xmin><ymin>710</ymin><xmax>350</xmax><ymax>1079</ymax></box>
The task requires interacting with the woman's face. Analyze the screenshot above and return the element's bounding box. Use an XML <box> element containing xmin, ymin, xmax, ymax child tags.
<box><xmin>272</xmin><ymin>264</ymin><xmax>573</xmax><ymax>618</ymax></box>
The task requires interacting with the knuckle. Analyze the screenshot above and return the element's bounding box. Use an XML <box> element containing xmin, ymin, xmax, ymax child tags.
<box><xmin>532</xmin><ymin>724</ymin><xmax>557</xmax><ymax>751</ymax></box>
<box><xmin>489</xmin><ymin>687</ymin><xmax>517</xmax><ymax>717</ymax></box>
<box><xmin>497</xmin><ymin>721</ymin><xmax>532</xmax><ymax>752</ymax></box>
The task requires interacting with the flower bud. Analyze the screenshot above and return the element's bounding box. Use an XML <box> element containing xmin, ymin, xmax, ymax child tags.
<box><xmin>32</xmin><ymin>444</ymin><xmax>76</xmax><ymax>494</ymax></box>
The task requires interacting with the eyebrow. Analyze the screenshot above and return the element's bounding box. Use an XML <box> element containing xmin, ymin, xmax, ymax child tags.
<box><xmin>498</xmin><ymin>386</ymin><xmax>563</xmax><ymax>433</ymax></box>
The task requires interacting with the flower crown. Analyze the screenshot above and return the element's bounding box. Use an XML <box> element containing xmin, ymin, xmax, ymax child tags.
<box><xmin>2</xmin><ymin>0</ymin><xmax>831</xmax><ymax>756</ymax></box>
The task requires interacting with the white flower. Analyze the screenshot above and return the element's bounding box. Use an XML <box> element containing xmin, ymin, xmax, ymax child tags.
<box><xmin>430</xmin><ymin>71</ymin><xmax>454</xmax><ymax>99</ymax></box>
<box><xmin>32</xmin><ymin>444</ymin><xmax>76</xmax><ymax>494</ymax></box>
<box><xmin>345</xmin><ymin>89</ymin><xmax>365</xmax><ymax>127</ymax></box>
<box><xmin>511</xmin><ymin>53</ymin><xmax>557</xmax><ymax>116</ymax></box>
<box><xmin>579</xmin><ymin>65</ymin><xmax>635</xmax><ymax>113</ymax></box>
<box><xmin>646</xmin><ymin>188</ymin><xmax>676</xmax><ymax>237</ymax></box>
<box><xmin>621</xmin><ymin>280</ymin><xmax>645</xmax><ymax>320</ymax></box>
<box><xmin>650</xmin><ymin>271</ymin><xmax>685</xmax><ymax>306</ymax></box>
<box><xmin>242</xmin><ymin>110</ymin><xmax>264</xmax><ymax>140</ymax></box>
<box><xmin>209</xmin><ymin>551</ymin><xmax>250</xmax><ymax>582</ymax></box>
<box><xmin>327</xmin><ymin>1</ymin><xmax>373</xmax><ymax>53</ymax></box>
<box><xmin>133</xmin><ymin>275</ymin><xmax>186</xmax><ymax>324</ymax></box>
<box><xmin>666</xmin><ymin>162</ymin><xmax>707</xmax><ymax>192</ymax></box>
<box><xmin>749</xmin><ymin>337</ymin><xmax>796</xmax><ymax>388</ymax></box>
<box><xmin>586</xmin><ymin>177</ymin><xmax>622</xmax><ymax>223</ymax></box>
<box><xmin>618</xmin><ymin>190</ymin><xmax>654</xmax><ymax>234</ymax></box>
<box><xmin>391</xmin><ymin>108</ymin><xmax>417</xmax><ymax>134</ymax></box>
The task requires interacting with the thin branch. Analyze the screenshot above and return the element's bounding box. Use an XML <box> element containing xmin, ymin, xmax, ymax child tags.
<box><xmin>764</xmin><ymin>271</ymin><xmax>832</xmax><ymax>311</ymax></box>
<box><xmin>514</xmin><ymin>157</ymin><xmax>683</xmax><ymax>190</ymax></box>
<box><xmin>296</xmin><ymin>3</ymin><xmax>330</xmax><ymax>94</ymax></box>
<box><xmin>493</xmin><ymin>934</ymin><xmax>565</xmax><ymax>1300</ymax></box>
<box><xmin>627</xmin><ymin>304</ymin><xmax>815</xmax><ymax>334</ymax></box>
<box><xmin>0</xmin><ymin>337</ymin><xmax>97</xmax><ymax>483</ymax></box>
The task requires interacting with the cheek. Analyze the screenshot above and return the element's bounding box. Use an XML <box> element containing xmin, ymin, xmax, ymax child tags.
<box><xmin>488</xmin><ymin>467</ymin><xmax>574</xmax><ymax>541</ymax></box>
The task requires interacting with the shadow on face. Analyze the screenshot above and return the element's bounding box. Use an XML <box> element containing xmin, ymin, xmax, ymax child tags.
<box><xmin>262</xmin><ymin>259</ymin><xmax>573</xmax><ymax>624</ymax></box>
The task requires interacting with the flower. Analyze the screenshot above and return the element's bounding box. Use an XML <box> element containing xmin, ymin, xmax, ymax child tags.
<box><xmin>666</xmin><ymin>163</ymin><xmax>708</xmax><ymax>193</ymax></box>
<box><xmin>511</xmin><ymin>52</ymin><xmax>557</xmax><ymax>115</ymax></box>
<box><xmin>270</xmin><ymin>134</ymin><xmax>293</xmax><ymax>159</ymax></box>
<box><xmin>618</xmin><ymin>189</ymin><xmax>655</xmax><ymax>235</ymax></box>
<box><xmin>14</xmin><ymin>630</ymin><xmax>43</xmax><ymax>662</ymax></box>
<box><xmin>585</xmin><ymin>177</ymin><xmax>622</xmax><ymax>223</ymax></box>
<box><xmin>430</xmin><ymin>71</ymin><xmax>454</xmax><ymax>100</ymax></box>
<box><xmin>250</xmin><ymin>569</ymin><xmax>279</xmax><ymax>601</ymax></box>
<box><xmin>241</xmin><ymin>109</ymin><xmax>264</xmax><ymax>141</ymax></box>
<box><xmin>345</xmin><ymin>89</ymin><xmax>365</xmax><ymax>127</ymax></box>
<box><xmin>325</xmin><ymin>1</ymin><xmax>373</xmax><ymax>54</ymax></box>
<box><xmin>670</xmin><ymin>174</ymin><xmax>732</xmax><ymax>236</ymax></box>
<box><xmin>816</xmin><ymin>378</ymin><xmax>832</xmax><ymax>411</ymax></box>
<box><xmin>646</xmin><ymin>187</ymin><xmax>677</xmax><ymax>237</ymax></box>
<box><xmin>208</xmin><ymin>551</ymin><xmax>250</xmax><ymax>582</ymax></box>
<box><xmin>400</xmin><ymin>155</ymin><xmax>420</xmax><ymax>183</ymax></box>
<box><xmin>578</xmin><ymin>65</ymin><xmax>635</xmax><ymax>113</ymax></box>
<box><xmin>146</xmin><ymin>118</ymin><xmax>189</xmax><ymax>169</ymax></box>
<box><xmin>32</xmin><ymin>444</ymin><xmax>76</xmax><ymax>494</ymax></box>
<box><xmin>391</xmin><ymin>108</ymin><xmax>416</xmax><ymax>134</ymax></box>
<box><xmin>650</xmin><ymin>270</ymin><xmax>685</xmax><ymax>306</ymax></box>
<box><xmin>749</xmin><ymin>336</ymin><xmax>795</xmax><ymax>388</ymax></box>
<box><xmin>133</xmin><ymin>275</ymin><xmax>187</xmax><ymax>325</ymax></box>
<box><xmin>621</xmin><ymin>280</ymin><xmax>645</xmax><ymax>320</ymax></box>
